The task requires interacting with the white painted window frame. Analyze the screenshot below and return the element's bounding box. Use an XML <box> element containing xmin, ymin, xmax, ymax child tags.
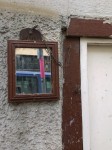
<box><xmin>80</xmin><ymin>38</ymin><xmax>112</xmax><ymax>150</ymax></box>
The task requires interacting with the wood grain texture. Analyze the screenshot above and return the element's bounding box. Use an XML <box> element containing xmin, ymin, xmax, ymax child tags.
<box><xmin>62</xmin><ymin>37</ymin><xmax>83</xmax><ymax>150</ymax></box>
<box><xmin>67</xmin><ymin>18</ymin><xmax>112</xmax><ymax>37</ymax></box>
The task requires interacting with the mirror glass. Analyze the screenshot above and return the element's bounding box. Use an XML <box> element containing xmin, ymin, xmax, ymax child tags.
<box><xmin>15</xmin><ymin>48</ymin><xmax>52</xmax><ymax>95</ymax></box>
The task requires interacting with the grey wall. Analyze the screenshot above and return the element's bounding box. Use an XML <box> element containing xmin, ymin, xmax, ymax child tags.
<box><xmin>0</xmin><ymin>10</ymin><xmax>63</xmax><ymax>150</ymax></box>
<box><xmin>0</xmin><ymin>0</ymin><xmax>112</xmax><ymax>150</ymax></box>
<box><xmin>1</xmin><ymin>0</ymin><xmax>112</xmax><ymax>17</ymax></box>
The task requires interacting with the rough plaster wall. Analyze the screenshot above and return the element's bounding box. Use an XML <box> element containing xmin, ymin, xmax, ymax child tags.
<box><xmin>1</xmin><ymin>0</ymin><xmax>112</xmax><ymax>18</ymax></box>
<box><xmin>0</xmin><ymin>9</ymin><xmax>63</xmax><ymax>150</ymax></box>
<box><xmin>0</xmin><ymin>0</ymin><xmax>112</xmax><ymax>150</ymax></box>
<box><xmin>69</xmin><ymin>0</ymin><xmax>112</xmax><ymax>18</ymax></box>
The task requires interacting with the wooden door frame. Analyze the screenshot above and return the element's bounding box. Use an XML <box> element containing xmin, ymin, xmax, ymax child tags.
<box><xmin>62</xmin><ymin>18</ymin><xmax>112</xmax><ymax>150</ymax></box>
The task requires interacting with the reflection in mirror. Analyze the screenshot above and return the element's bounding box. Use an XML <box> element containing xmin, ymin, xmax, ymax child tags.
<box><xmin>15</xmin><ymin>48</ymin><xmax>52</xmax><ymax>95</ymax></box>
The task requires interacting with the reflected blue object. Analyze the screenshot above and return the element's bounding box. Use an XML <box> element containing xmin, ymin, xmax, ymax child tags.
<box><xmin>16</xmin><ymin>71</ymin><xmax>51</xmax><ymax>94</ymax></box>
<box><xmin>16</xmin><ymin>71</ymin><xmax>51</xmax><ymax>76</ymax></box>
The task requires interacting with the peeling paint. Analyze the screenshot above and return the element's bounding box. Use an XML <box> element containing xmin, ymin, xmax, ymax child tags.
<box><xmin>70</xmin><ymin>118</ymin><xmax>75</xmax><ymax>126</ymax></box>
<box><xmin>109</xmin><ymin>35</ymin><xmax>112</xmax><ymax>38</ymax></box>
<box><xmin>103</xmin><ymin>19</ymin><xmax>112</xmax><ymax>25</ymax></box>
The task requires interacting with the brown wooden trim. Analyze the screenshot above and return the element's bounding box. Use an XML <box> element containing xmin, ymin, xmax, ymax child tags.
<box><xmin>62</xmin><ymin>37</ymin><xmax>83</xmax><ymax>150</ymax></box>
<box><xmin>63</xmin><ymin>18</ymin><xmax>112</xmax><ymax>150</ymax></box>
<box><xmin>8</xmin><ymin>40</ymin><xmax>59</xmax><ymax>102</ymax></box>
<box><xmin>67</xmin><ymin>18</ymin><xmax>112</xmax><ymax>37</ymax></box>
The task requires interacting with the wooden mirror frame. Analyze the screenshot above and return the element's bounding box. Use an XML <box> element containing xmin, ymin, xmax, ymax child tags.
<box><xmin>8</xmin><ymin>40</ymin><xmax>59</xmax><ymax>102</ymax></box>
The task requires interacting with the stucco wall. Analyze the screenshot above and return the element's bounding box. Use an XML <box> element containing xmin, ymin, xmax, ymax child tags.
<box><xmin>1</xmin><ymin>0</ymin><xmax>112</xmax><ymax>18</ymax></box>
<box><xmin>0</xmin><ymin>10</ymin><xmax>63</xmax><ymax>150</ymax></box>
<box><xmin>0</xmin><ymin>0</ymin><xmax>112</xmax><ymax>150</ymax></box>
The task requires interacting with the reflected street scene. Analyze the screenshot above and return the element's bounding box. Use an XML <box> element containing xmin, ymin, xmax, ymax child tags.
<box><xmin>15</xmin><ymin>48</ymin><xmax>52</xmax><ymax>94</ymax></box>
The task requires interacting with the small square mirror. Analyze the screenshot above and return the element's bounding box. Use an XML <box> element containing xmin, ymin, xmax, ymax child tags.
<box><xmin>8</xmin><ymin>40</ymin><xmax>59</xmax><ymax>102</ymax></box>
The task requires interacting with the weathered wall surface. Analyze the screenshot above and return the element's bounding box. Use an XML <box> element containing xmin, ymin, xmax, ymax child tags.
<box><xmin>0</xmin><ymin>0</ymin><xmax>112</xmax><ymax>150</ymax></box>
<box><xmin>1</xmin><ymin>0</ymin><xmax>112</xmax><ymax>18</ymax></box>
<box><xmin>0</xmin><ymin>9</ymin><xmax>63</xmax><ymax>150</ymax></box>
